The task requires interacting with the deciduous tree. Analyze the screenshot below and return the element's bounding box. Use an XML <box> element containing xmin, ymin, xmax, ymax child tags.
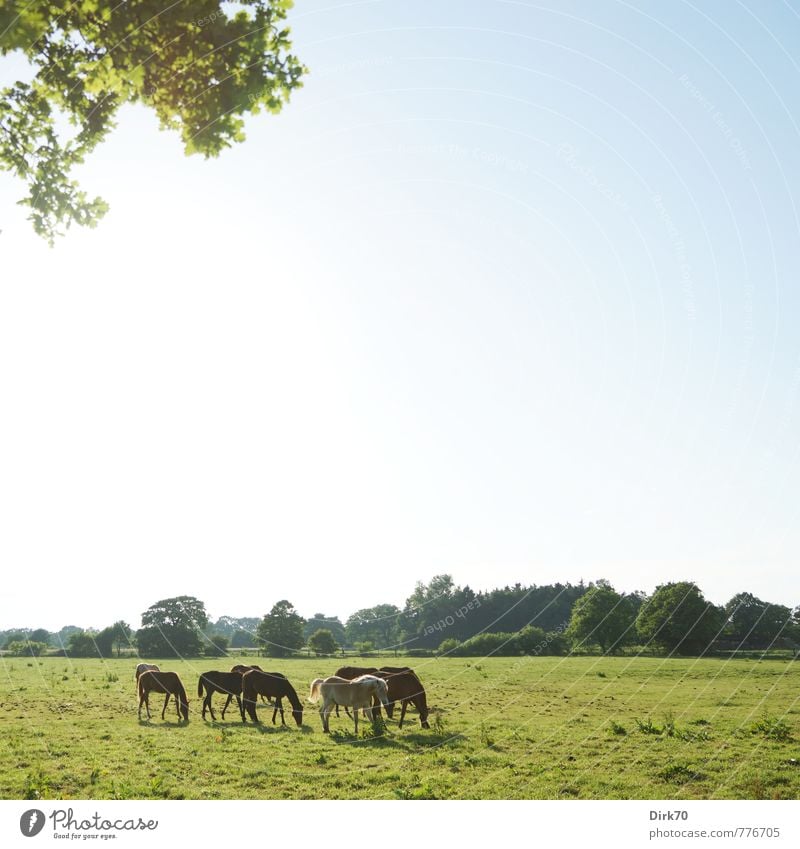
<box><xmin>0</xmin><ymin>0</ymin><xmax>305</xmax><ymax>241</ymax></box>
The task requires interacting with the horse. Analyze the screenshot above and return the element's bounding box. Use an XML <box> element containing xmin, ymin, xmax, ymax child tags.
<box><xmin>379</xmin><ymin>667</ymin><xmax>429</xmax><ymax>729</ymax></box>
<box><xmin>197</xmin><ymin>671</ymin><xmax>245</xmax><ymax>722</ymax></box>
<box><xmin>138</xmin><ymin>670</ymin><xmax>189</xmax><ymax>721</ymax></box>
<box><xmin>135</xmin><ymin>663</ymin><xmax>159</xmax><ymax>681</ymax></box>
<box><xmin>230</xmin><ymin>664</ymin><xmax>274</xmax><ymax>708</ymax></box>
<box><xmin>333</xmin><ymin>666</ymin><xmax>429</xmax><ymax>728</ymax></box>
<box><xmin>241</xmin><ymin>669</ymin><xmax>304</xmax><ymax>726</ymax></box>
<box><xmin>308</xmin><ymin>674</ymin><xmax>389</xmax><ymax>734</ymax></box>
<box><xmin>332</xmin><ymin>666</ymin><xmax>392</xmax><ymax>719</ymax></box>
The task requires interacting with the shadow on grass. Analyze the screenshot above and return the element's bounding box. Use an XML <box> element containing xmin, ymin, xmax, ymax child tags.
<box><xmin>137</xmin><ymin>719</ymin><xmax>189</xmax><ymax>729</ymax></box>
<box><xmin>399</xmin><ymin>731</ymin><xmax>467</xmax><ymax>749</ymax></box>
<box><xmin>211</xmin><ymin>721</ymin><xmax>302</xmax><ymax>735</ymax></box>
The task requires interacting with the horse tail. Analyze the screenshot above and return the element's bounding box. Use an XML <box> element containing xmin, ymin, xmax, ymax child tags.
<box><xmin>308</xmin><ymin>679</ymin><xmax>323</xmax><ymax>703</ymax></box>
<box><xmin>197</xmin><ymin>676</ymin><xmax>205</xmax><ymax>698</ymax></box>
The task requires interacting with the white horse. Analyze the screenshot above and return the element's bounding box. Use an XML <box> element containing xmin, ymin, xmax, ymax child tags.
<box><xmin>308</xmin><ymin>674</ymin><xmax>389</xmax><ymax>733</ymax></box>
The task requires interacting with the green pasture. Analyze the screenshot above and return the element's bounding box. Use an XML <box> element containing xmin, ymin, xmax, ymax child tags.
<box><xmin>0</xmin><ymin>655</ymin><xmax>798</xmax><ymax>800</ymax></box>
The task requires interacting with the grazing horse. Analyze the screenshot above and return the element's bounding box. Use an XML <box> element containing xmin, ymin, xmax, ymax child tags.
<box><xmin>309</xmin><ymin>674</ymin><xmax>389</xmax><ymax>734</ymax></box>
<box><xmin>380</xmin><ymin>667</ymin><xmax>429</xmax><ymax>729</ymax></box>
<box><xmin>135</xmin><ymin>663</ymin><xmax>159</xmax><ymax>681</ymax></box>
<box><xmin>138</xmin><ymin>670</ymin><xmax>189</xmax><ymax>721</ymax></box>
<box><xmin>197</xmin><ymin>671</ymin><xmax>245</xmax><ymax>722</ymax></box>
<box><xmin>333</xmin><ymin>666</ymin><xmax>429</xmax><ymax>728</ymax></box>
<box><xmin>332</xmin><ymin>666</ymin><xmax>392</xmax><ymax>719</ymax></box>
<box><xmin>241</xmin><ymin>669</ymin><xmax>304</xmax><ymax>726</ymax></box>
<box><xmin>230</xmin><ymin>664</ymin><xmax>274</xmax><ymax>708</ymax></box>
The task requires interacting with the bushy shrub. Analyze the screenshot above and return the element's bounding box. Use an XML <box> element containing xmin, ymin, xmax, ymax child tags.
<box><xmin>438</xmin><ymin>638</ymin><xmax>461</xmax><ymax>655</ymax></box>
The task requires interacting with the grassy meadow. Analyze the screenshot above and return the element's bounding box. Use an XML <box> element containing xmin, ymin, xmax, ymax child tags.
<box><xmin>0</xmin><ymin>654</ymin><xmax>798</xmax><ymax>800</ymax></box>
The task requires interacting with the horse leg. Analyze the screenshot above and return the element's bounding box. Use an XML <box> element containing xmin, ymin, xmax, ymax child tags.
<box><xmin>244</xmin><ymin>698</ymin><xmax>259</xmax><ymax>723</ymax></box>
<box><xmin>353</xmin><ymin>705</ymin><xmax>359</xmax><ymax>735</ymax></box>
<box><xmin>161</xmin><ymin>693</ymin><xmax>170</xmax><ymax>720</ymax></box>
<box><xmin>319</xmin><ymin>701</ymin><xmax>330</xmax><ymax>733</ymax></box>
<box><xmin>236</xmin><ymin>695</ymin><xmax>245</xmax><ymax>723</ymax></box>
<box><xmin>221</xmin><ymin>693</ymin><xmax>235</xmax><ymax>721</ymax></box>
<box><xmin>138</xmin><ymin>690</ymin><xmax>148</xmax><ymax>720</ymax></box>
<box><xmin>174</xmin><ymin>693</ymin><xmax>181</xmax><ymax>720</ymax></box>
<box><xmin>399</xmin><ymin>700</ymin><xmax>408</xmax><ymax>728</ymax></box>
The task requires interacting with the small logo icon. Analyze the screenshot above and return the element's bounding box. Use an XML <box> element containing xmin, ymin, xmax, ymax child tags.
<box><xmin>20</xmin><ymin>809</ymin><xmax>45</xmax><ymax>837</ymax></box>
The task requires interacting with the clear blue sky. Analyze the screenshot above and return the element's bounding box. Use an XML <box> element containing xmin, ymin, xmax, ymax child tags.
<box><xmin>1</xmin><ymin>1</ymin><xmax>798</xmax><ymax>630</ymax></box>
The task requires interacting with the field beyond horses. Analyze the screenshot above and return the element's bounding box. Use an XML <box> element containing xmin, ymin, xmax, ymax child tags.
<box><xmin>1</xmin><ymin>656</ymin><xmax>798</xmax><ymax>800</ymax></box>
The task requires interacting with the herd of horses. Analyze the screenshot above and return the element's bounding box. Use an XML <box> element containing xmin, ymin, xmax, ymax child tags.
<box><xmin>135</xmin><ymin>662</ymin><xmax>429</xmax><ymax>732</ymax></box>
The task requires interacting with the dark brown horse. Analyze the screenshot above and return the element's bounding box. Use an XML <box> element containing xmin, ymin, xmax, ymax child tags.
<box><xmin>135</xmin><ymin>663</ymin><xmax>159</xmax><ymax>681</ymax></box>
<box><xmin>197</xmin><ymin>671</ymin><xmax>245</xmax><ymax>722</ymax></box>
<box><xmin>241</xmin><ymin>669</ymin><xmax>304</xmax><ymax>726</ymax></box>
<box><xmin>138</xmin><ymin>670</ymin><xmax>189</xmax><ymax>721</ymax></box>
<box><xmin>380</xmin><ymin>667</ymin><xmax>429</xmax><ymax>729</ymax></box>
<box><xmin>333</xmin><ymin>665</ymin><xmax>429</xmax><ymax>728</ymax></box>
<box><xmin>228</xmin><ymin>664</ymin><xmax>279</xmax><ymax>715</ymax></box>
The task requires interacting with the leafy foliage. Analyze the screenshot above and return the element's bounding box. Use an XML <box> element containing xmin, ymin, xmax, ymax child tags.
<box><xmin>204</xmin><ymin>633</ymin><xmax>230</xmax><ymax>657</ymax></box>
<box><xmin>635</xmin><ymin>582</ymin><xmax>725</xmax><ymax>655</ymax></box>
<box><xmin>257</xmin><ymin>599</ymin><xmax>305</xmax><ymax>657</ymax></box>
<box><xmin>567</xmin><ymin>581</ymin><xmax>637</xmax><ymax>653</ymax></box>
<box><xmin>724</xmin><ymin>592</ymin><xmax>795</xmax><ymax>649</ymax></box>
<box><xmin>136</xmin><ymin>595</ymin><xmax>208</xmax><ymax>657</ymax></box>
<box><xmin>0</xmin><ymin>0</ymin><xmax>305</xmax><ymax>241</ymax></box>
<box><xmin>304</xmin><ymin>613</ymin><xmax>347</xmax><ymax>646</ymax></box>
<box><xmin>345</xmin><ymin>604</ymin><xmax>401</xmax><ymax>649</ymax></box>
<box><xmin>307</xmin><ymin>628</ymin><xmax>337</xmax><ymax>655</ymax></box>
<box><xmin>5</xmin><ymin>639</ymin><xmax>48</xmax><ymax>656</ymax></box>
<box><xmin>66</xmin><ymin>630</ymin><xmax>101</xmax><ymax>657</ymax></box>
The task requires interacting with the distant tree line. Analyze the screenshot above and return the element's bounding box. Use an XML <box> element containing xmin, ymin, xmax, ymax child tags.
<box><xmin>2</xmin><ymin>576</ymin><xmax>798</xmax><ymax>659</ymax></box>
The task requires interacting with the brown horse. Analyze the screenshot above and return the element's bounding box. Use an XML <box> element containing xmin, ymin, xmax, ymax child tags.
<box><xmin>138</xmin><ymin>670</ymin><xmax>189</xmax><ymax>721</ymax></box>
<box><xmin>380</xmin><ymin>667</ymin><xmax>429</xmax><ymax>729</ymax></box>
<box><xmin>135</xmin><ymin>663</ymin><xmax>159</xmax><ymax>681</ymax></box>
<box><xmin>197</xmin><ymin>671</ymin><xmax>245</xmax><ymax>722</ymax></box>
<box><xmin>241</xmin><ymin>669</ymin><xmax>304</xmax><ymax>726</ymax></box>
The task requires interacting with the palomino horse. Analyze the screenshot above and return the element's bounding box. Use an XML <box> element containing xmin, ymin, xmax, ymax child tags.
<box><xmin>138</xmin><ymin>670</ymin><xmax>189</xmax><ymax>721</ymax></box>
<box><xmin>309</xmin><ymin>674</ymin><xmax>389</xmax><ymax>734</ymax></box>
<box><xmin>135</xmin><ymin>663</ymin><xmax>159</xmax><ymax>681</ymax></box>
<box><xmin>334</xmin><ymin>666</ymin><xmax>429</xmax><ymax>728</ymax></box>
<box><xmin>197</xmin><ymin>671</ymin><xmax>245</xmax><ymax>722</ymax></box>
<box><xmin>332</xmin><ymin>666</ymin><xmax>393</xmax><ymax>719</ymax></box>
<box><xmin>241</xmin><ymin>669</ymin><xmax>304</xmax><ymax>726</ymax></box>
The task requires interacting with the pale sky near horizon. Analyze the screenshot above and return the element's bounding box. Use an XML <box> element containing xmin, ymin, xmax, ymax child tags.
<box><xmin>1</xmin><ymin>1</ymin><xmax>799</xmax><ymax>632</ymax></box>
